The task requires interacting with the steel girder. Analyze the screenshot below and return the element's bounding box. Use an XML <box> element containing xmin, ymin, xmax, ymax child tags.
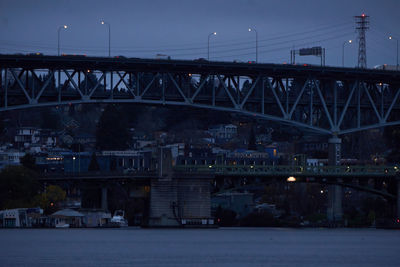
<box><xmin>1</xmin><ymin>55</ymin><xmax>400</xmax><ymax>135</ymax></box>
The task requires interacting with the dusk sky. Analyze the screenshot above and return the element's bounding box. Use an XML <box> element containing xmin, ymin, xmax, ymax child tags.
<box><xmin>1</xmin><ymin>0</ymin><xmax>399</xmax><ymax>68</ymax></box>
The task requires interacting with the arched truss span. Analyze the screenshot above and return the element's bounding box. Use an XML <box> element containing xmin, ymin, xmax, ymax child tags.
<box><xmin>1</xmin><ymin>55</ymin><xmax>400</xmax><ymax>136</ymax></box>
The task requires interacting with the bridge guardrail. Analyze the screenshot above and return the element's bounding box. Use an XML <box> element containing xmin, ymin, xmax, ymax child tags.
<box><xmin>173</xmin><ymin>165</ymin><xmax>400</xmax><ymax>178</ymax></box>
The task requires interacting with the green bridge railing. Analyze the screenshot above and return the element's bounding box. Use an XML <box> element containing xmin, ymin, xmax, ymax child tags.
<box><xmin>173</xmin><ymin>164</ymin><xmax>400</xmax><ymax>178</ymax></box>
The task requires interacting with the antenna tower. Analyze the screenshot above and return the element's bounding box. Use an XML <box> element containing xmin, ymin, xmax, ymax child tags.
<box><xmin>355</xmin><ymin>13</ymin><xmax>369</xmax><ymax>68</ymax></box>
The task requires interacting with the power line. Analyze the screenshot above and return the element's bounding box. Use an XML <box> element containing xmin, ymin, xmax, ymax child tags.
<box><xmin>0</xmin><ymin>21</ymin><xmax>353</xmax><ymax>54</ymax></box>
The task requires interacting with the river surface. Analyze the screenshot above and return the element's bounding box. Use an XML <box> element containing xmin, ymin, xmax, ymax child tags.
<box><xmin>0</xmin><ymin>227</ymin><xmax>399</xmax><ymax>266</ymax></box>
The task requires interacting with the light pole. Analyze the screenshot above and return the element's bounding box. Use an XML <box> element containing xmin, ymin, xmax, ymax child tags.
<box><xmin>57</xmin><ymin>25</ymin><xmax>68</xmax><ymax>56</ymax></box>
<box><xmin>248</xmin><ymin>28</ymin><xmax>258</xmax><ymax>63</ymax></box>
<box><xmin>342</xmin><ymin>39</ymin><xmax>352</xmax><ymax>67</ymax></box>
<box><xmin>389</xmin><ymin>36</ymin><xmax>399</xmax><ymax>71</ymax></box>
<box><xmin>208</xmin><ymin>32</ymin><xmax>217</xmax><ymax>61</ymax></box>
<box><xmin>101</xmin><ymin>20</ymin><xmax>111</xmax><ymax>57</ymax></box>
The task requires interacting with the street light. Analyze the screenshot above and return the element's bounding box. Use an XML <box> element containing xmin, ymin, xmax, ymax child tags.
<box><xmin>208</xmin><ymin>32</ymin><xmax>217</xmax><ymax>61</ymax></box>
<box><xmin>57</xmin><ymin>25</ymin><xmax>68</xmax><ymax>56</ymax></box>
<box><xmin>287</xmin><ymin>176</ymin><xmax>296</xmax><ymax>182</ymax></box>
<box><xmin>101</xmin><ymin>20</ymin><xmax>111</xmax><ymax>57</ymax></box>
<box><xmin>389</xmin><ymin>36</ymin><xmax>399</xmax><ymax>71</ymax></box>
<box><xmin>342</xmin><ymin>39</ymin><xmax>352</xmax><ymax>67</ymax></box>
<box><xmin>248</xmin><ymin>28</ymin><xmax>258</xmax><ymax>63</ymax></box>
<box><xmin>72</xmin><ymin>156</ymin><xmax>76</xmax><ymax>173</ymax></box>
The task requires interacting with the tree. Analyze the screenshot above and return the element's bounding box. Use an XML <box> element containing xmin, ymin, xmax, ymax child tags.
<box><xmin>88</xmin><ymin>152</ymin><xmax>100</xmax><ymax>171</ymax></box>
<box><xmin>248</xmin><ymin>127</ymin><xmax>257</xmax><ymax>150</ymax></box>
<box><xmin>40</xmin><ymin>109</ymin><xmax>60</xmax><ymax>130</ymax></box>
<box><xmin>34</xmin><ymin>185</ymin><xmax>66</xmax><ymax>214</ymax></box>
<box><xmin>0</xmin><ymin>165</ymin><xmax>39</xmax><ymax>209</ymax></box>
<box><xmin>20</xmin><ymin>153</ymin><xmax>38</xmax><ymax>171</ymax></box>
<box><xmin>96</xmin><ymin>104</ymin><xmax>130</xmax><ymax>150</ymax></box>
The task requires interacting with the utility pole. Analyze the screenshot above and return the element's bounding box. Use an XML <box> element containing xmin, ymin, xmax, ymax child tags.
<box><xmin>355</xmin><ymin>14</ymin><xmax>369</xmax><ymax>69</ymax></box>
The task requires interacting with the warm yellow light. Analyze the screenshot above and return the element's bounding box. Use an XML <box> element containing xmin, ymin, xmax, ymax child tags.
<box><xmin>287</xmin><ymin>176</ymin><xmax>296</xmax><ymax>182</ymax></box>
<box><xmin>213</xmin><ymin>32</ymin><xmax>217</xmax><ymax>35</ymax></box>
<box><xmin>64</xmin><ymin>25</ymin><xmax>67</xmax><ymax>29</ymax></box>
<box><xmin>101</xmin><ymin>21</ymin><xmax>105</xmax><ymax>25</ymax></box>
<box><xmin>349</xmin><ymin>40</ymin><xmax>352</xmax><ymax>43</ymax></box>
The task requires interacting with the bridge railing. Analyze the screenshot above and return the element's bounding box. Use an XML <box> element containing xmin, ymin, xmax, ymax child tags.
<box><xmin>39</xmin><ymin>170</ymin><xmax>157</xmax><ymax>180</ymax></box>
<box><xmin>173</xmin><ymin>165</ymin><xmax>400</xmax><ymax>178</ymax></box>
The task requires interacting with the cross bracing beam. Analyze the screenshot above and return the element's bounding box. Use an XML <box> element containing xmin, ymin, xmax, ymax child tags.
<box><xmin>1</xmin><ymin>54</ymin><xmax>400</xmax><ymax>135</ymax></box>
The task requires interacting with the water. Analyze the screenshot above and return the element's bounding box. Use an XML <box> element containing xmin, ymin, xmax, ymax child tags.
<box><xmin>0</xmin><ymin>228</ymin><xmax>399</xmax><ymax>266</ymax></box>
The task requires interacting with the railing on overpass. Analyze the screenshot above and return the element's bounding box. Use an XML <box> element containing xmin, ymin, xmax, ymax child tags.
<box><xmin>39</xmin><ymin>170</ymin><xmax>157</xmax><ymax>181</ymax></box>
<box><xmin>39</xmin><ymin>165</ymin><xmax>400</xmax><ymax>181</ymax></box>
<box><xmin>173</xmin><ymin>164</ymin><xmax>400</xmax><ymax>178</ymax></box>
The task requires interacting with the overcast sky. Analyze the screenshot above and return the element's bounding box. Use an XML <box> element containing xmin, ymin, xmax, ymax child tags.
<box><xmin>1</xmin><ymin>0</ymin><xmax>399</xmax><ymax>68</ymax></box>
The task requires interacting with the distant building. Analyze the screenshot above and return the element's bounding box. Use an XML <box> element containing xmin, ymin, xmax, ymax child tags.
<box><xmin>0</xmin><ymin>150</ymin><xmax>25</xmax><ymax>168</ymax></box>
<box><xmin>14</xmin><ymin>127</ymin><xmax>59</xmax><ymax>150</ymax></box>
<box><xmin>14</xmin><ymin>127</ymin><xmax>40</xmax><ymax>149</ymax></box>
<box><xmin>256</xmin><ymin>133</ymin><xmax>272</xmax><ymax>144</ymax></box>
<box><xmin>208</xmin><ymin>124</ymin><xmax>237</xmax><ymax>140</ymax></box>
<box><xmin>0</xmin><ymin>208</ymin><xmax>43</xmax><ymax>228</ymax></box>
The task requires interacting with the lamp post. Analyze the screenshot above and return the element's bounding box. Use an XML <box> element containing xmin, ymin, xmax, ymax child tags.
<box><xmin>101</xmin><ymin>20</ymin><xmax>111</xmax><ymax>57</ymax></box>
<box><xmin>72</xmin><ymin>156</ymin><xmax>76</xmax><ymax>173</ymax></box>
<box><xmin>57</xmin><ymin>25</ymin><xmax>68</xmax><ymax>56</ymax></box>
<box><xmin>342</xmin><ymin>39</ymin><xmax>352</xmax><ymax>67</ymax></box>
<box><xmin>248</xmin><ymin>28</ymin><xmax>258</xmax><ymax>63</ymax></box>
<box><xmin>389</xmin><ymin>36</ymin><xmax>399</xmax><ymax>71</ymax></box>
<box><xmin>208</xmin><ymin>32</ymin><xmax>217</xmax><ymax>61</ymax></box>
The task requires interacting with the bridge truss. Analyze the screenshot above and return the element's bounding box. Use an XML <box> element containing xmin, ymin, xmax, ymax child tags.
<box><xmin>1</xmin><ymin>54</ymin><xmax>400</xmax><ymax>135</ymax></box>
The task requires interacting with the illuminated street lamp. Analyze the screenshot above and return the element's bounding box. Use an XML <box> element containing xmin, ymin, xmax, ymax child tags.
<box><xmin>287</xmin><ymin>176</ymin><xmax>296</xmax><ymax>182</ymax></box>
<box><xmin>101</xmin><ymin>20</ymin><xmax>111</xmax><ymax>57</ymax></box>
<box><xmin>208</xmin><ymin>32</ymin><xmax>217</xmax><ymax>61</ymax></box>
<box><xmin>72</xmin><ymin>156</ymin><xmax>76</xmax><ymax>173</ymax></box>
<box><xmin>342</xmin><ymin>39</ymin><xmax>352</xmax><ymax>67</ymax></box>
<box><xmin>248</xmin><ymin>28</ymin><xmax>258</xmax><ymax>63</ymax></box>
<box><xmin>389</xmin><ymin>36</ymin><xmax>399</xmax><ymax>71</ymax></box>
<box><xmin>57</xmin><ymin>25</ymin><xmax>68</xmax><ymax>56</ymax></box>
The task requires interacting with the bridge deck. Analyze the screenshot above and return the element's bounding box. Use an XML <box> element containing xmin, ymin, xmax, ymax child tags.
<box><xmin>1</xmin><ymin>54</ymin><xmax>399</xmax><ymax>82</ymax></box>
<box><xmin>39</xmin><ymin>165</ymin><xmax>400</xmax><ymax>181</ymax></box>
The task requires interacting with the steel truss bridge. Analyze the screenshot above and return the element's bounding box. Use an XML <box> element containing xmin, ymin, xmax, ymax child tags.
<box><xmin>1</xmin><ymin>54</ymin><xmax>400</xmax><ymax>135</ymax></box>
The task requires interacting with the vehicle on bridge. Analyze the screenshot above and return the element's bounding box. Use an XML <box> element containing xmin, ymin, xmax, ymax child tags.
<box><xmin>374</xmin><ymin>64</ymin><xmax>399</xmax><ymax>71</ymax></box>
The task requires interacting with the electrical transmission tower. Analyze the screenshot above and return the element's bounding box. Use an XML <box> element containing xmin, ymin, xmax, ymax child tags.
<box><xmin>355</xmin><ymin>13</ymin><xmax>369</xmax><ymax>68</ymax></box>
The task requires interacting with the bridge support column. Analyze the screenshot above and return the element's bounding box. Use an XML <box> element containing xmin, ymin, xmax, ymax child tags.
<box><xmin>101</xmin><ymin>187</ymin><xmax>108</xmax><ymax>211</ymax></box>
<box><xmin>397</xmin><ymin>178</ymin><xmax>400</xmax><ymax>220</ymax></box>
<box><xmin>327</xmin><ymin>136</ymin><xmax>343</xmax><ymax>223</ymax></box>
<box><xmin>148</xmin><ymin>177</ymin><xmax>212</xmax><ymax>227</ymax></box>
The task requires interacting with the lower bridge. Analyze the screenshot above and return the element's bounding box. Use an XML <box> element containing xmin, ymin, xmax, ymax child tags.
<box><xmin>39</xmin><ymin>163</ymin><xmax>400</xmax><ymax>227</ymax></box>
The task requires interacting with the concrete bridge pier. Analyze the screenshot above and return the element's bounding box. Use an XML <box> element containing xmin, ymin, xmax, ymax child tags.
<box><xmin>147</xmin><ymin>148</ymin><xmax>213</xmax><ymax>227</ymax></box>
<box><xmin>327</xmin><ymin>136</ymin><xmax>343</xmax><ymax>223</ymax></box>
<box><xmin>148</xmin><ymin>177</ymin><xmax>212</xmax><ymax>227</ymax></box>
<box><xmin>397</xmin><ymin>178</ymin><xmax>400</xmax><ymax>220</ymax></box>
<box><xmin>101</xmin><ymin>186</ymin><xmax>108</xmax><ymax>211</ymax></box>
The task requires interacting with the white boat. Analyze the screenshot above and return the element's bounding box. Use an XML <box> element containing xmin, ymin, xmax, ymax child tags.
<box><xmin>110</xmin><ymin>210</ymin><xmax>128</xmax><ymax>227</ymax></box>
<box><xmin>55</xmin><ymin>223</ymin><xmax>70</xmax><ymax>228</ymax></box>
